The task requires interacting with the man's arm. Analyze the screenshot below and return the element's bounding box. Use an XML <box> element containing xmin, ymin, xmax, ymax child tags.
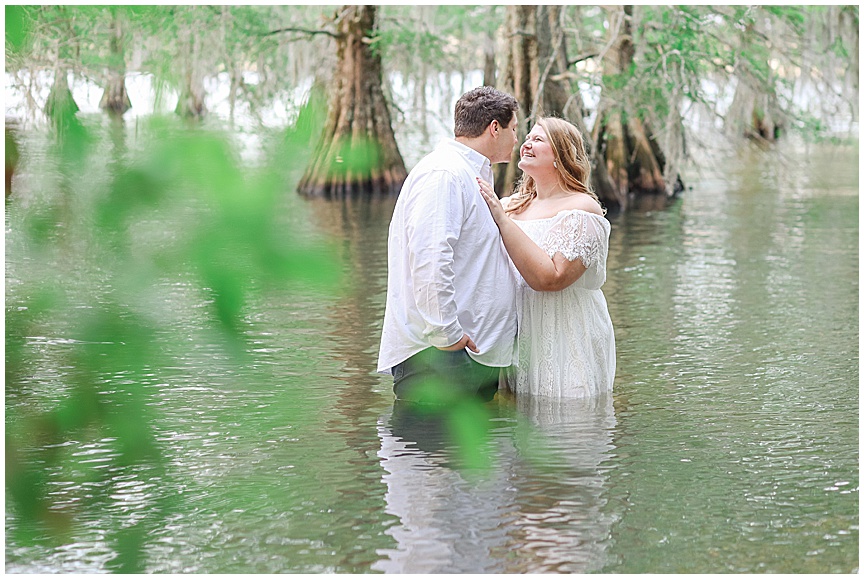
<box><xmin>404</xmin><ymin>170</ymin><xmax>475</xmax><ymax>351</ymax></box>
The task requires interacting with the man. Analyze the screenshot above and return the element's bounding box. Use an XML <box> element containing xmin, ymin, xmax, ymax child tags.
<box><xmin>377</xmin><ymin>86</ymin><xmax>520</xmax><ymax>404</ymax></box>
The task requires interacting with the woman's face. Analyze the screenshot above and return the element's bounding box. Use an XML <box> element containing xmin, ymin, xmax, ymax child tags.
<box><xmin>517</xmin><ymin>125</ymin><xmax>556</xmax><ymax>175</ymax></box>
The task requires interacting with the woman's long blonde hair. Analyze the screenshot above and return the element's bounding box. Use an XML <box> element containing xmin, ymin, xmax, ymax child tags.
<box><xmin>506</xmin><ymin>117</ymin><xmax>604</xmax><ymax>215</ymax></box>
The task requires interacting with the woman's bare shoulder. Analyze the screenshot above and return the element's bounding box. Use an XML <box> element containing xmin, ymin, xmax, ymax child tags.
<box><xmin>562</xmin><ymin>193</ymin><xmax>604</xmax><ymax>217</ymax></box>
<box><xmin>500</xmin><ymin>196</ymin><xmax>513</xmax><ymax>210</ymax></box>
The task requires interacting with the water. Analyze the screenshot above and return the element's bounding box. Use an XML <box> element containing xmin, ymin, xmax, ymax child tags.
<box><xmin>5</xmin><ymin>128</ymin><xmax>858</xmax><ymax>572</ymax></box>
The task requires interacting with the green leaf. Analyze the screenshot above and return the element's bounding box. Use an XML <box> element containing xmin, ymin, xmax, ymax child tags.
<box><xmin>5</xmin><ymin>5</ymin><xmax>29</xmax><ymax>53</ymax></box>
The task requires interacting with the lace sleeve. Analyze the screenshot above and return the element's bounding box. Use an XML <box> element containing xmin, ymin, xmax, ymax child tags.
<box><xmin>541</xmin><ymin>210</ymin><xmax>608</xmax><ymax>268</ymax></box>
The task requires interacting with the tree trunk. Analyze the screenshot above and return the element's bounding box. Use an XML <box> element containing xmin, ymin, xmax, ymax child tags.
<box><xmin>483</xmin><ymin>6</ymin><xmax>497</xmax><ymax>88</ymax></box>
<box><xmin>751</xmin><ymin>95</ymin><xmax>780</xmax><ymax>142</ymax></box>
<box><xmin>494</xmin><ymin>6</ymin><xmax>538</xmax><ymax>196</ymax></box>
<box><xmin>536</xmin><ymin>6</ymin><xmax>622</xmax><ymax>210</ymax></box>
<box><xmin>99</xmin><ymin>11</ymin><xmax>131</xmax><ymax>117</ymax></box>
<box><xmin>6</xmin><ymin>124</ymin><xmax>20</xmax><ymax>198</ymax></box>
<box><xmin>495</xmin><ymin>6</ymin><xmax>622</xmax><ymax>209</ymax></box>
<box><xmin>840</xmin><ymin>6</ymin><xmax>859</xmax><ymax>122</ymax></box>
<box><xmin>100</xmin><ymin>77</ymin><xmax>131</xmax><ymax>117</ymax></box>
<box><xmin>297</xmin><ymin>6</ymin><xmax>407</xmax><ymax>198</ymax></box>
<box><xmin>727</xmin><ymin>75</ymin><xmax>782</xmax><ymax>143</ymax></box>
<box><xmin>175</xmin><ymin>27</ymin><xmax>206</xmax><ymax>119</ymax></box>
<box><xmin>725</xmin><ymin>18</ymin><xmax>785</xmax><ymax>143</ymax></box>
<box><xmin>592</xmin><ymin>6</ymin><xmax>673</xmax><ymax>206</ymax></box>
<box><xmin>45</xmin><ymin>34</ymin><xmax>77</xmax><ymax>124</ymax></box>
<box><xmin>45</xmin><ymin>68</ymin><xmax>79</xmax><ymax>123</ymax></box>
<box><xmin>228</xmin><ymin>65</ymin><xmax>242</xmax><ymax>128</ymax></box>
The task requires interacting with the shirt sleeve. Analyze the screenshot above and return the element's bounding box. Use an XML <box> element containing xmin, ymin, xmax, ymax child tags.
<box><xmin>403</xmin><ymin>169</ymin><xmax>465</xmax><ymax>347</ymax></box>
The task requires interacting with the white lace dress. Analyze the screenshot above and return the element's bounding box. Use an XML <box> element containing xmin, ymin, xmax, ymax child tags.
<box><xmin>503</xmin><ymin>209</ymin><xmax>616</xmax><ymax>398</ymax></box>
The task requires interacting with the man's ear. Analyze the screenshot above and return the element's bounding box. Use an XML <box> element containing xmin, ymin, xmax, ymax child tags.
<box><xmin>489</xmin><ymin>120</ymin><xmax>499</xmax><ymax>136</ymax></box>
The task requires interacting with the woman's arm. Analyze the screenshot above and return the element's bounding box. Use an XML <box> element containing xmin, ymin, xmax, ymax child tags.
<box><xmin>478</xmin><ymin>178</ymin><xmax>587</xmax><ymax>292</ymax></box>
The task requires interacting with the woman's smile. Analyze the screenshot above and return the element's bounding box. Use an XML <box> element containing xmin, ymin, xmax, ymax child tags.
<box><xmin>518</xmin><ymin>126</ymin><xmax>553</xmax><ymax>167</ymax></box>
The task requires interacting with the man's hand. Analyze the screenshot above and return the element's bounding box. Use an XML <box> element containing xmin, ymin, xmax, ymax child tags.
<box><xmin>437</xmin><ymin>334</ymin><xmax>479</xmax><ymax>353</ymax></box>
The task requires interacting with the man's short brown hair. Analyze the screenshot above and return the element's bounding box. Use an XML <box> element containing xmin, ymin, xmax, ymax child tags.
<box><xmin>454</xmin><ymin>86</ymin><xmax>519</xmax><ymax>138</ymax></box>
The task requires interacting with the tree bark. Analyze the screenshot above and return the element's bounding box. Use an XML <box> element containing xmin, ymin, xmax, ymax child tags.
<box><xmin>175</xmin><ymin>26</ymin><xmax>206</xmax><ymax>119</ymax></box>
<box><xmin>592</xmin><ymin>5</ymin><xmax>673</xmax><ymax>206</ymax></box>
<box><xmin>297</xmin><ymin>6</ymin><xmax>407</xmax><ymax>198</ymax></box>
<box><xmin>751</xmin><ymin>95</ymin><xmax>781</xmax><ymax>142</ymax></box>
<box><xmin>536</xmin><ymin>6</ymin><xmax>622</xmax><ymax>210</ymax></box>
<box><xmin>495</xmin><ymin>6</ymin><xmax>622</xmax><ymax>209</ymax></box>
<box><xmin>724</xmin><ymin>17</ymin><xmax>786</xmax><ymax>143</ymax></box>
<box><xmin>483</xmin><ymin>25</ymin><xmax>496</xmax><ymax>88</ymax></box>
<box><xmin>99</xmin><ymin>11</ymin><xmax>131</xmax><ymax>117</ymax></box>
<box><xmin>482</xmin><ymin>5</ymin><xmax>499</xmax><ymax>88</ymax></box>
<box><xmin>6</xmin><ymin>124</ymin><xmax>20</xmax><ymax>198</ymax></box>
<box><xmin>494</xmin><ymin>6</ymin><xmax>538</xmax><ymax>196</ymax></box>
<box><xmin>45</xmin><ymin>68</ymin><xmax>78</xmax><ymax>123</ymax></box>
<box><xmin>727</xmin><ymin>74</ymin><xmax>782</xmax><ymax>143</ymax></box>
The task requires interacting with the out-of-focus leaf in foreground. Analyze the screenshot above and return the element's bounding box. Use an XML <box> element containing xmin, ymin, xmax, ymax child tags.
<box><xmin>6</xmin><ymin>115</ymin><xmax>341</xmax><ymax>571</ymax></box>
<box><xmin>5</xmin><ymin>5</ymin><xmax>30</xmax><ymax>54</ymax></box>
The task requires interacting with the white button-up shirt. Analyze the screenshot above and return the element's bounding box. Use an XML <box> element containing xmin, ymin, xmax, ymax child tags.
<box><xmin>377</xmin><ymin>138</ymin><xmax>518</xmax><ymax>374</ymax></box>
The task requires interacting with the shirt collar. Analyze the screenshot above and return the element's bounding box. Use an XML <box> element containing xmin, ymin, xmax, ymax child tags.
<box><xmin>439</xmin><ymin>138</ymin><xmax>492</xmax><ymax>179</ymax></box>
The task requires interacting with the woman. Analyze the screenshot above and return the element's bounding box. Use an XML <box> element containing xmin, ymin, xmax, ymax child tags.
<box><xmin>477</xmin><ymin>117</ymin><xmax>615</xmax><ymax>398</ymax></box>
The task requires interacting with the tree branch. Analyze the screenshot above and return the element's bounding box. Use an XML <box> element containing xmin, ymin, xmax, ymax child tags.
<box><xmin>263</xmin><ymin>26</ymin><xmax>339</xmax><ymax>39</ymax></box>
<box><xmin>567</xmin><ymin>52</ymin><xmax>599</xmax><ymax>68</ymax></box>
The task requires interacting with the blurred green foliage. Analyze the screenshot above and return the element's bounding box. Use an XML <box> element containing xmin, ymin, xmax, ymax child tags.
<box><xmin>377</xmin><ymin>6</ymin><xmax>502</xmax><ymax>75</ymax></box>
<box><xmin>328</xmin><ymin>136</ymin><xmax>382</xmax><ymax>176</ymax></box>
<box><xmin>5</xmin><ymin>97</ymin><xmax>341</xmax><ymax>570</ymax></box>
<box><xmin>5</xmin><ymin>4</ymin><xmax>858</xmax><ymax>572</ymax></box>
<box><xmin>595</xmin><ymin>5</ymin><xmax>857</xmax><ymax>135</ymax></box>
<box><xmin>394</xmin><ymin>377</ymin><xmax>497</xmax><ymax>471</ymax></box>
<box><xmin>5</xmin><ymin>5</ymin><xmax>29</xmax><ymax>53</ymax></box>
<box><xmin>6</xmin><ymin>101</ymin><xmax>504</xmax><ymax>572</ymax></box>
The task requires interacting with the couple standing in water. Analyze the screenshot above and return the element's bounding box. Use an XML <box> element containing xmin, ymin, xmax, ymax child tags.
<box><xmin>377</xmin><ymin>86</ymin><xmax>615</xmax><ymax>403</ymax></box>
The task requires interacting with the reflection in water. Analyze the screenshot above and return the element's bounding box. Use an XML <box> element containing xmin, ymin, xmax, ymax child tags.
<box><xmin>374</xmin><ymin>394</ymin><xmax>617</xmax><ymax>573</ymax></box>
<box><xmin>504</xmin><ymin>393</ymin><xmax>618</xmax><ymax>573</ymax></box>
<box><xmin>373</xmin><ymin>400</ymin><xmax>514</xmax><ymax>573</ymax></box>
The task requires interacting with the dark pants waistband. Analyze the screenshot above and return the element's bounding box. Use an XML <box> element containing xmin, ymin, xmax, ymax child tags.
<box><xmin>391</xmin><ymin>348</ymin><xmax>501</xmax><ymax>405</ymax></box>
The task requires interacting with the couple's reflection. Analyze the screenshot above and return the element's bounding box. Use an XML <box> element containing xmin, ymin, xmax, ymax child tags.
<box><xmin>373</xmin><ymin>398</ymin><xmax>514</xmax><ymax>573</ymax></box>
<box><xmin>374</xmin><ymin>393</ymin><xmax>617</xmax><ymax>573</ymax></box>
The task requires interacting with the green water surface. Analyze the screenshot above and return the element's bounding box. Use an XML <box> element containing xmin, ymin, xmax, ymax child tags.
<box><xmin>5</xmin><ymin>129</ymin><xmax>858</xmax><ymax>573</ymax></box>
